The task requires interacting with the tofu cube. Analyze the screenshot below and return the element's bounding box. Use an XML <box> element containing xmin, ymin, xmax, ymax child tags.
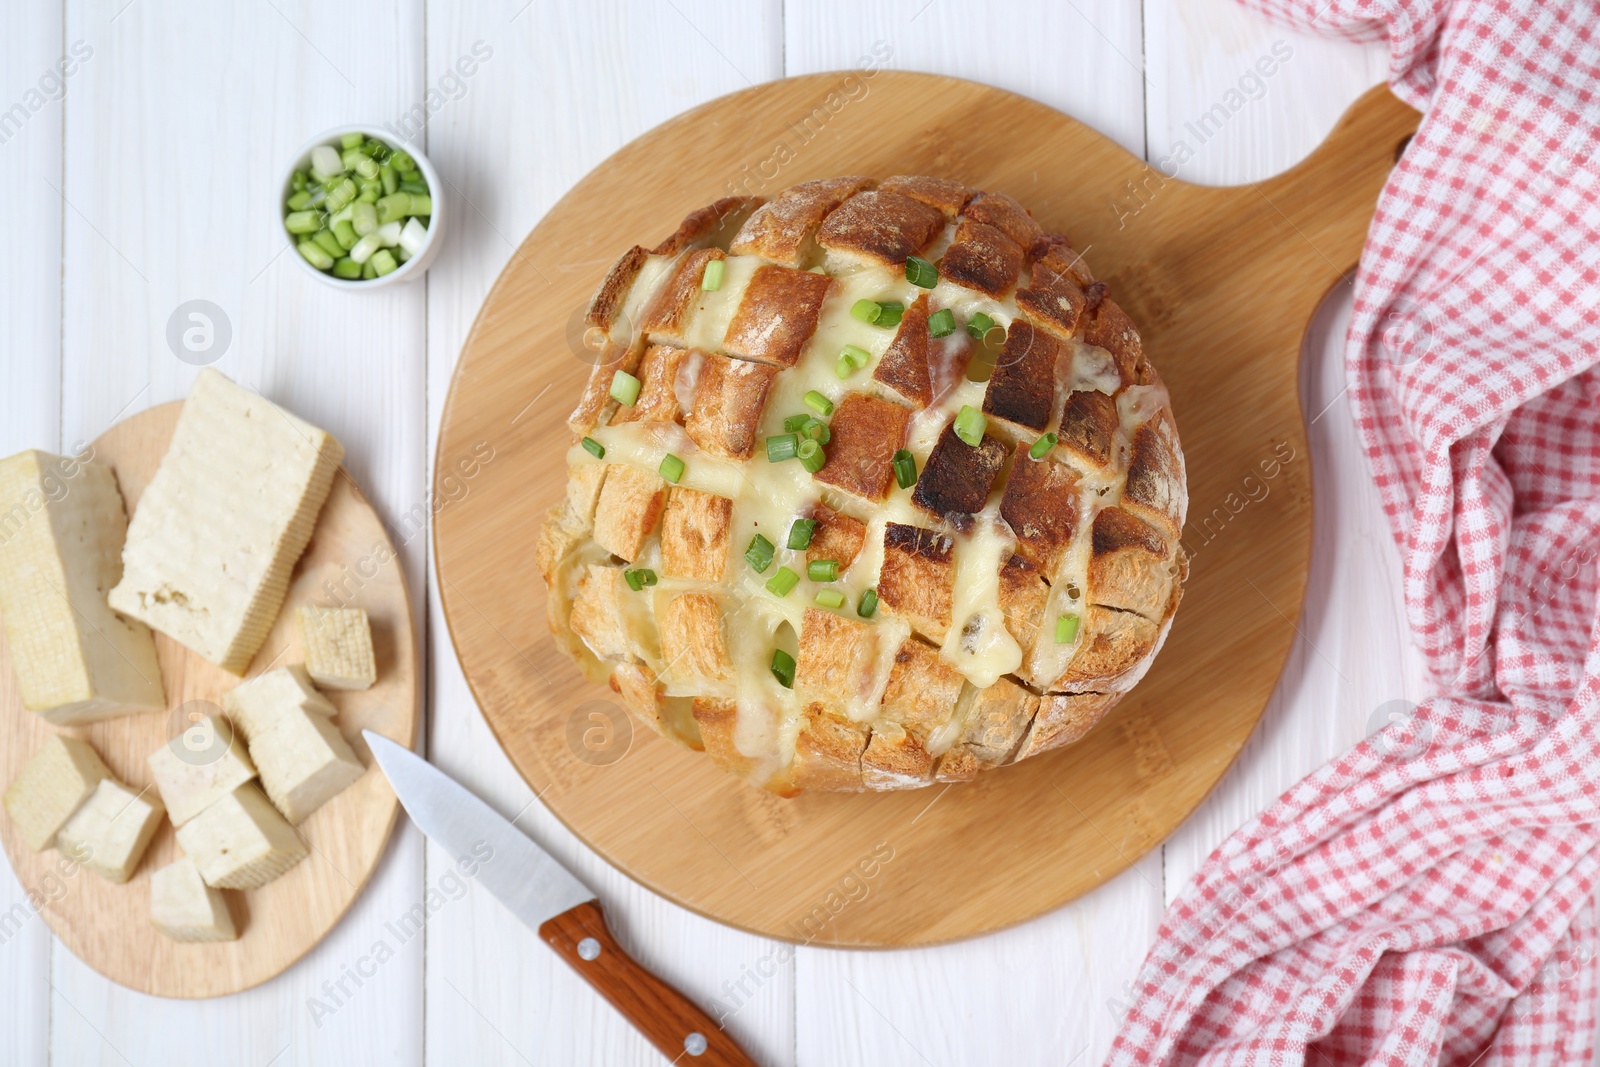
<box><xmin>297</xmin><ymin>606</ymin><xmax>377</xmax><ymax>690</ymax></box>
<box><xmin>3</xmin><ymin>734</ymin><xmax>112</xmax><ymax>851</ymax></box>
<box><xmin>150</xmin><ymin>856</ymin><xmax>237</xmax><ymax>942</ymax></box>
<box><xmin>175</xmin><ymin>783</ymin><xmax>307</xmax><ymax>889</ymax></box>
<box><xmin>108</xmin><ymin>369</ymin><xmax>345</xmax><ymax>674</ymax></box>
<box><xmin>146</xmin><ymin>714</ymin><xmax>258</xmax><ymax>826</ymax></box>
<box><xmin>0</xmin><ymin>450</ymin><xmax>165</xmax><ymax>723</ymax></box>
<box><xmin>56</xmin><ymin>778</ymin><xmax>165</xmax><ymax>883</ymax></box>
<box><xmin>223</xmin><ymin>664</ymin><xmax>335</xmax><ymax>743</ymax></box>
<box><xmin>249</xmin><ymin>707</ymin><xmax>364</xmax><ymax>824</ymax></box>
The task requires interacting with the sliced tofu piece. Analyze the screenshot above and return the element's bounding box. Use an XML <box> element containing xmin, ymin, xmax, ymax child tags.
<box><xmin>109</xmin><ymin>369</ymin><xmax>345</xmax><ymax>674</ymax></box>
<box><xmin>147</xmin><ymin>714</ymin><xmax>258</xmax><ymax>826</ymax></box>
<box><xmin>297</xmin><ymin>606</ymin><xmax>377</xmax><ymax>691</ymax></box>
<box><xmin>223</xmin><ymin>664</ymin><xmax>335</xmax><ymax>744</ymax></box>
<box><xmin>248</xmin><ymin>706</ymin><xmax>365</xmax><ymax>824</ymax></box>
<box><xmin>175</xmin><ymin>783</ymin><xmax>307</xmax><ymax>889</ymax></box>
<box><xmin>3</xmin><ymin>734</ymin><xmax>113</xmax><ymax>851</ymax></box>
<box><xmin>150</xmin><ymin>856</ymin><xmax>237</xmax><ymax>942</ymax></box>
<box><xmin>0</xmin><ymin>450</ymin><xmax>164</xmax><ymax>723</ymax></box>
<box><xmin>56</xmin><ymin>778</ymin><xmax>165</xmax><ymax>883</ymax></box>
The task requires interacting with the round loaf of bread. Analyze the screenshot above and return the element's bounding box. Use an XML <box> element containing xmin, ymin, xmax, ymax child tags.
<box><xmin>537</xmin><ymin>176</ymin><xmax>1187</xmax><ymax>794</ymax></box>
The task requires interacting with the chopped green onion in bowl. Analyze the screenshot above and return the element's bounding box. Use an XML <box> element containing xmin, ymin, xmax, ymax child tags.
<box><xmin>285</xmin><ymin>130</ymin><xmax>435</xmax><ymax>284</ymax></box>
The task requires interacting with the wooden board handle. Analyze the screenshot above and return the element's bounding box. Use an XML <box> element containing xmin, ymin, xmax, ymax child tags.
<box><xmin>540</xmin><ymin>900</ymin><xmax>759</xmax><ymax>1066</ymax></box>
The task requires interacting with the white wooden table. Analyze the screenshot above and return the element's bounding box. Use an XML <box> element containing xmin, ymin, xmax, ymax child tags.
<box><xmin>0</xmin><ymin>2</ymin><xmax>1409</xmax><ymax>1063</ymax></box>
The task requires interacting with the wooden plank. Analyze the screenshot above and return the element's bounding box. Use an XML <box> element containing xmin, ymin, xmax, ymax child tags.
<box><xmin>420</xmin><ymin>3</ymin><xmax>794</xmax><ymax>1065</ymax></box>
<box><xmin>51</xmin><ymin>0</ymin><xmax>428</xmax><ymax>1061</ymax></box>
<box><xmin>0</xmin><ymin>1</ymin><xmax>65</xmax><ymax>1063</ymax></box>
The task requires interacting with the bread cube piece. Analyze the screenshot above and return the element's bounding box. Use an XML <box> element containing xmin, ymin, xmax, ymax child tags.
<box><xmin>1089</xmin><ymin>507</ymin><xmax>1175</xmax><ymax>621</ymax></box>
<box><xmin>56</xmin><ymin>779</ymin><xmax>165</xmax><ymax>883</ymax></box>
<box><xmin>791</xmin><ymin>703</ymin><xmax>869</xmax><ymax>792</ymax></box>
<box><xmin>147</xmin><ymin>714</ymin><xmax>258</xmax><ymax>826</ymax></box>
<box><xmin>109</xmin><ymin>369</ymin><xmax>345</xmax><ymax>674</ymax></box>
<box><xmin>912</xmin><ymin>424</ymin><xmax>1008</xmax><ymax>530</ymax></box>
<box><xmin>591</xmin><ymin>464</ymin><xmax>666</xmax><ymax>563</ymax></box>
<box><xmin>871</xmin><ymin>294</ymin><xmax>933</xmax><ymax>408</ymax></box>
<box><xmin>877</xmin><ymin>523</ymin><xmax>954</xmax><ymax>641</ymax></box>
<box><xmin>683</xmin><ymin>353</ymin><xmax>778</xmax><ymax>461</ymax></box>
<box><xmin>249</xmin><ymin>706</ymin><xmax>365</xmax><ymax>824</ymax></box>
<box><xmin>150</xmin><ymin>856</ymin><xmax>237</xmax><ymax>942</ymax></box>
<box><xmin>1014</xmin><ymin>691</ymin><xmax>1120</xmax><ymax>760</ymax></box>
<box><xmin>639</xmin><ymin>250</ymin><xmax>723</xmax><ymax>346</ymax></box>
<box><xmin>1120</xmin><ymin>417</ymin><xmax>1187</xmax><ymax>540</ymax></box>
<box><xmin>659</xmin><ymin>488</ymin><xmax>732</xmax><ymax>582</ymax></box>
<box><xmin>962</xmin><ymin>190</ymin><xmax>1044</xmax><ymax>250</ymax></box>
<box><xmin>657</xmin><ymin>593</ymin><xmax>733</xmax><ymax>688</ymax></box>
<box><xmin>878</xmin><ymin>175</ymin><xmax>975</xmax><ymax>219</ymax></box>
<box><xmin>729</xmin><ymin>176</ymin><xmax>873</xmax><ymax>267</ymax></box>
<box><xmin>223</xmin><ymin>664</ymin><xmax>336</xmax><ymax>743</ymax></box>
<box><xmin>1015</xmin><ymin>251</ymin><xmax>1088</xmax><ymax>338</ymax></box>
<box><xmin>3</xmin><ymin>734</ymin><xmax>113</xmax><ymax>852</ymax></box>
<box><xmin>936</xmin><ymin>677</ymin><xmax>1039</xmax><ymax>781</ymax></box>
<box><xmin>805</xmin><ymin>505</ymin><xmax>867</xmax><ymax>570</ymax></box>
<box><xmin>1082</xmin><ymin>295</ymin><xmax>1145</xmax><ymax>386</ymax></box>
<box><xmin>0</xmin><ymin>450</ymin><xmax>164</xmax><ymax>723</ymax></box>
<box><xmin>939</xmin><ymin>218</ymin><xmax>1023</xmax><ymax>297</ymax></box>
<box><xmin>815</xmin><ymin>190</ymin><xmax>944</xmax><ymax>269</ymax></box>
<box><xmin>813</xmin><ymin>394</ymin><xmax>912</xmax><ymax>505</ymax></box>
<box><xmin>297</xmin><ymin>606</ymin><xmax>377</xmax><ymax>691</ymax></box>
<box><xmin>649</xmin><ymin>196</ymin><xmax>763</xmax><ymax>256</ymax></box>
<box><xmin>175</xmin><ymin>783</ymin><xmax>307</xmax><ymax>889</ymax></box>
<box><xmin>1000</xmin><ymin>446</ymin><xmax>1081</xmax><ymax>577</ymax></box>
<box><xmin>795</xmin><ymin>607</ymin><xmax>904</xmax><ymax>714</ymax></box>
<box><xmin>1057</xmin><ymin>388</ymin><xmax>1119</xmax><ymax>473</ymax></box>
<box><xmin>722</xmin><ymin>265</ymin><xmax>832</xmax><ymax>368</ymax></box>
<box><xmin>982</xmin><ymin>321</ymin><xmax>1063</xmax><ymax>436</ymax></box>
<box><xmin>608</xmin><ymin>344</ymin><xmax>693</xmax><ymax>426</ymax></box>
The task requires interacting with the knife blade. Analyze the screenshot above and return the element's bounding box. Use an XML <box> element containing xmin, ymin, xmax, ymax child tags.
<box><xmin>364</xmin><ymin>731</ymin><xmax>757</xmax><ymax>1067</ymax></box>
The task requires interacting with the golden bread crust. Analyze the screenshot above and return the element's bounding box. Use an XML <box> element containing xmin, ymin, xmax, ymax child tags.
<box><xmin>541</xmin><ymin>177</ymin><xmax>1187</xmax><ymax>794</ymax></box>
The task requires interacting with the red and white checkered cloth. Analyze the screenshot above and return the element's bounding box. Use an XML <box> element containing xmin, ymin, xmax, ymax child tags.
<box><xmin>1110</xmin><ymin>1</ymin><xmax>1600</xmax><ymax>1063</ymax></box>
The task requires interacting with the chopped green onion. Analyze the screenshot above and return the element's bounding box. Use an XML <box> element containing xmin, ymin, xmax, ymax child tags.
<box><xmin>284</xmin><ymin>210</ymin><xmax>323</xmax><ymax>235</ymax></box>
<box><xmin>354</xmin><ymin>155</ymin><xmax>380</xmax><ymax>181</ymax></box>
<box><xmin>892</xmin><ymin>449</ymin><xmax>917</xmax><ymax>489</ymax></box>
<box><xmin>836</xmin><ymin>355</ymin><xmax>855</xmax><ymax>379</ymax></box>
<box><xmin>797</xmin><ymin>438</ymin><xmax>826</xmax><ymax>474</ymax></box>
<box><xmin>659</xmin><ymin>453</ymin><xmax>685</xmax><ymax>484</ymax></box>
<box><xmin>783</xmin><ymin>413</ymin><xmax>811</xmax><ymax>433</ymax></box>
<box><xmin>296</xmin><ymin>240</ymin><xmax>334</xmax><ymax>270</ymax></box>
<box><xmin>858</xmin><ymin>589</ymin><xmax>879</xmax><ymax>618</ymax></box>
<box><xmin>787</xmin><ymin>519</ymin><xmax>815</xmax><ymax>550</ymax></box>
<box><xmin>1055</xmin><ymin>613</ymin><xmax>1081</xmax><ymax>644</ymax></box>
<box><xmin>380</xmin><ymin>163</ymin><xmax>400</xmax><ymax>196</ymax></box>
<box><xmin>815</xmin><ymin>589</ymin><xmax>846</xmax><ymax>610</ymax></box>
<box><xmin>409</xmin><ymin>194</ymin><xmax>432</xmax><ymax>217</ymax></box>
<box><xmin>967</xmin><ymin>312</ymin><xmax>995</xmax><ymax>340</ymax></box>
<box><xmin>325</xmin><ymin>177</ymin><xmax>359</xmax><ymax>213</ymax></box>
<box><xmin>331</xmin><ymin>256</ymin><xmax>362</xmax><ymax>279</ymax></box>
<box><xmin>362</xmin><ymin>260</ymin><xmax>378</xmax><ymax>280</ymax></box>
<box><xmin>745</xmin><ymin>534</ymin><xmax>775</xmax><ymax>573</ymax></box>
<box><xmin>841</xmin><ymin>343</ymin><xmax>871</xmax><ymax>368</ymax></box>
<box><xmin>371</xmin><ymin>249</ymin><xmax>399</xmax><ymax>276</ymax></box>
<box><xmin>581</xmin><ymin>436</ymin><xmax>605</xmax><ymax>459</ymax></box>
<box><xmin>376</xmin><ymin>192</ymin><xmax>413</xmax><ymax>225</ymax></box>
<box><xmin>800</xmin><ymin>417</ymin><xmax>829</xmax><ymax>444</ymax></box>
<box><xmin>1029</xmin><ymin>433</ymin><xmax>1059</xmax><ymax>460</ymax></box>
<box><xmin>905</xmin><ymin>255</ymin><xmax>938</xmax><ymax>288</ymax></box>
<box><xmin>331</xmin><ymin>219</ymin><xmax>359</xmax><ymax>251</ymax></box>
<box><xmin>850</xmin><ymin>298</ymin><xmax>882</xmax><ymax>324</ymax></box>
<box><xmin>311</xmin><ymin>229</ymin><xmax>344</xmax><ymax>259</ymax></box>
<box><xmin>286</xmin><ymin>190</ymin><xmax>313</xmax><ymax>211</ymax></box>
<box><xmin>399</xmin><ymin>218</ymin><xmax>429</xmax><ymax>256</ymax></box>
<box><xmin>624</xmin><ymin>568</ymin><xmax>657</xmax><ymax>591</ymax></box>
<box><xmin>928</xmin><ymin>308</ymin><xmax>956</xmax><ymax>337</ymax></box>
<box><xmin>701</xmin><ymin>259</ymin><xmax>725</xmax><ymax>291</ymax></box>
<box><xmin>292</xmin><ymin>170</ymin><xmax>308</xmax><ymax>192</ymax></box>
<box><xmin>340</xmin><ymin>132</ymin><xmax>365</xmax><ymax>150</ymax></box>
<box><xmin>610</xmin><ymin>370</ymin><xmax>641</xmax><ymax>406</ymax></box>
<box><xmin>807</xmin><ymin>559</ymin><xmax>839</xmax><ymax>582</ymax></box>
<box><xmin>954</xmin><ymin>405</ymin><xmax>986</xmax><ymax>447</ymax></box>
<box><xmin>310</xmin><ymin>145</ymin><xmax>343</xmax><ymax>180</ymax></box>
<box><xmin>399</xmin><ymin>179</ymin><xmax>428</xmax><ymax>196</ymax></box>
<box><xmin>349</xmin><ymin>232</ymin><xmax>384</xmax><ymax>264</ymax></box>
<box><xmin>876</xmin><ymin>302</ymin><xmax>905</xmax><ymax>328</ymax></box>
<box><xmin>766</xmin><ymin>566</ymin><xmax>800</xmax><ymax>598</ymax></box>
<box><xmin>766</xmin><ymin>433</ymin><xmax>799</xmax><ymax>462</ymax></box>
<box><xmin>351</xmin><ymin>201</ymin><xmax>379</xmax><ymax>237</ymax></box>
<box><xmin>803</xmin><ymin>390</ymin><xmax>834</xmax><ymax>416</ymax></box>
<box><xmin>770</xmin><ymin>648</ymin><xmax>796</xmax><ymax>688</ymax></box>
<box><xmin>392</xmin><ymin>149</ymin><xmax>417</xmax><ymax>173</ymax></box>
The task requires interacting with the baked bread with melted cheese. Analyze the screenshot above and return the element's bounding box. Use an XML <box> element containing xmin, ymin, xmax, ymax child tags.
<box><xmin>538</xmin><ymin>176</ymin><xmax>1187</xmax><ymax>794</ymax></box>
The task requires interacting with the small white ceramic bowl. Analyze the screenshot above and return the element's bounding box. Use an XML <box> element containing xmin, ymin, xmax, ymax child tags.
<box><xmin>278</xmin><ymin>125</ymin><xmax>445</xmax><ymax>289</ymax></box>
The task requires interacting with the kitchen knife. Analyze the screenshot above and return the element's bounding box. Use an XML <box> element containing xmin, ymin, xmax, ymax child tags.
<box><xmin>363</xmin><ymin>731</ymin><xmax>757</xmax><ymax>1067</ymax></box>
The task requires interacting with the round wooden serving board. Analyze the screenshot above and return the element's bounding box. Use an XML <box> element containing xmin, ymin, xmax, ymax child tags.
<box><xmin>0</xmin><ymin>403</ymin><xmax>419</xmax><ymax>996</ymax></box>
<box><xmin>435</xmin><ymin>73</ymin><xmax>1419</xmax><ymax>947</ymax></box>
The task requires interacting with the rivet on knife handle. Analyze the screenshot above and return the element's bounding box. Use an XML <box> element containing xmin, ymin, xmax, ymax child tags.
<box><xmin>539</xmin><ymin>899</ymin><xmax>759</xmax><ymax>1066</ymax></box>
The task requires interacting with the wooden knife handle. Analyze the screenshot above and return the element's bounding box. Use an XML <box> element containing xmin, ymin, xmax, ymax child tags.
<box><xmin>540</xmin><ymin>899</ymin><xmax>759</xmax><ymax>1066</ymax></box>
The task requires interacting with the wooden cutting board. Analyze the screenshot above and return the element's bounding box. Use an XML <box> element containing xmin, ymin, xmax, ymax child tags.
<box><xmin>0</xmin><ymin>402</ymin><xmax>419</xmax><ymax>996</ymax></box>
<box><xmin>434</xmin><ymin>73</ymin><xmax>1418</xmax><ymax>947</ymax></box>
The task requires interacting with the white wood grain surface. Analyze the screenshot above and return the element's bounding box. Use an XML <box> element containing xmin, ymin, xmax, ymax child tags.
<box><xmin>0</xmin><ymin>1</ymin><xmax>1401</xmax><ymax>1063</ymax></box>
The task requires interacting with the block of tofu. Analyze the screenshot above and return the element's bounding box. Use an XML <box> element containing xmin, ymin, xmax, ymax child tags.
<box><xmin>56</xmin><ymin>778</ymin><xmax>165</xmax><ymax>883</ymax></box>
<box><xmin>147</xmin><ymin>714</ymin><xmax>258</xmax><ymax>826</ymax></box>
<box><xmin>248</xmin><ymin>705</ymin><xmax>364</xmax><ymax>824</ymax></box>
<box><xmin>0</xmin><ymin>450</ymin><xmax>165</xmax><ymax>723</ymax></box>
<box><xmin>297</xmin><ymin>606</ymin><xmax>377</xmax><ymax>690</ymax></box>
<box><xmin>149</xmin><ymin>856</ymin><xmax>237</xmax><ymax>942</ymax></box>
<box><xmin>175</xmin><ymin>783</ymin><xmax>307</xmax><ymax>889</ymax></box>
<box><xmin>3</xmin><ymin>734</ymin><xmax>113</xmax><ymax>851</ymax></box>
<box><xmin>108</xmin><ymin>369</ymin><xmax>345</xmax><ymax>674</ymax></box>
<box><xmin>222</xmin><ymin>664</ymin><xmax>336</xmax><ymax>743</ymax></box>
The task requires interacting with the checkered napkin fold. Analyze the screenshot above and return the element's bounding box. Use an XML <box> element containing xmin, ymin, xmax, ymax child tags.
<box><xmin>1110</xmin><ymin>0</ymin><xmax>1600</xmax><ymax>1062</ymax></box>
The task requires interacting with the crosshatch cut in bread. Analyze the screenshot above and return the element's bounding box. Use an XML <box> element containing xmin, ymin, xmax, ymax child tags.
<box><xmin>537</xmin><ymin>175</ymin><xmax>1188</xmax><ymax>794</ymax></box>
